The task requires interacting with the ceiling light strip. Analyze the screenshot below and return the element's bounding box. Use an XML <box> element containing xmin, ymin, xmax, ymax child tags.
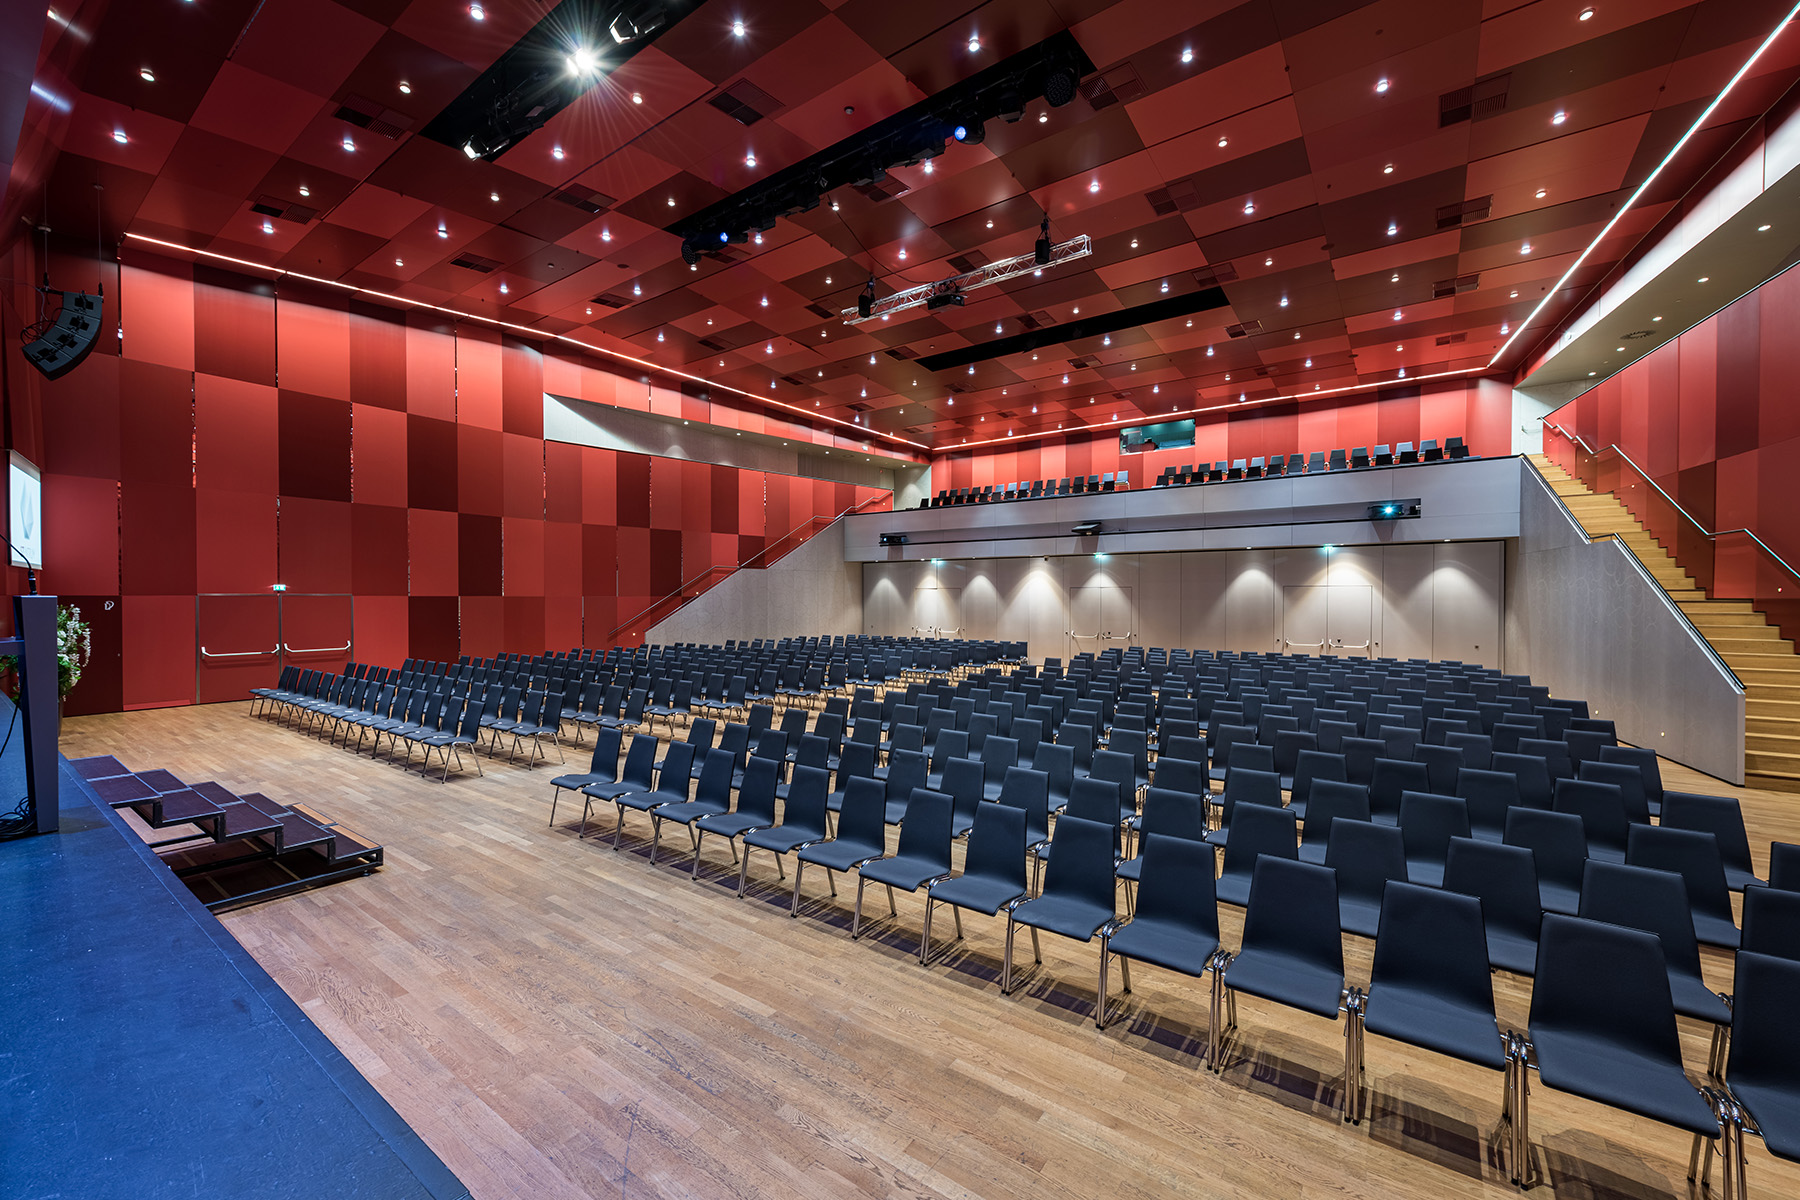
<box><xmin>121</xmin><ymin>233</ymin><xmax>930</xmax><ymax>455</ymax></box>
<box><xmin>1487</xmin><ymin>0</ymin><xmax>1800</xmax><ymax>369</ymax></box>
<box><xmin>944</xmin><ymin>367</ymin><xmax>1489</xmax><ymax>453</ymax></box>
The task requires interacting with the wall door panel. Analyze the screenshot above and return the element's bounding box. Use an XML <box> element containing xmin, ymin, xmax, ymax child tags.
<box><xmin>197</xmin><ymin>594</ymin><xmax>280</xmax><ymax>704</ymax></box>
<box><xmin>281</xmin><ymin>593</ymin><xmax>353</xmax><ymax>678</ymax></box>
<box><xmin>1282</xmin><ymin>587</ymin><xmax>1328</xmax><ymax>654</ymax></box>
<box><xmin>1327</xmin><ymin>586</ymin><xmax>1374</xmax><ymax>656</ymax></box>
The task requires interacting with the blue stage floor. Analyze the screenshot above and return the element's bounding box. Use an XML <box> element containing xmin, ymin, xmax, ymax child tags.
<box><xmin>0</xmin><ymin>707</ymin><xmax>468</xmax><ymax>1200</ymax></box>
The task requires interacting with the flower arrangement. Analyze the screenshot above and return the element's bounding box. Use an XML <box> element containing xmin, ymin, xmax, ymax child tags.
<box><xmin>0</xmin><ymin>603</ymin><xmax>91</xmax><ymax>700</ymax></box>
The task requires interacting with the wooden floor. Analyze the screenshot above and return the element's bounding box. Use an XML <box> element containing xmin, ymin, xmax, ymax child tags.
<box><xmin>64</xmin><ymin>703</ymin><xmax>1800</xmax><ymax>1200</ymax></box>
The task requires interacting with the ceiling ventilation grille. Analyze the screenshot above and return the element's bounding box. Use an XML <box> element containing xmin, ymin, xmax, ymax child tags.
<box><xmin>451</xmin><ymin>253</ymin><xmax>503</xmax><ymax>273</ymax></box>
<box><xmin>1435</xmin><ymin>197</ymin><xmax>1493</xmax><ymax>229</ymax></box>
<box><xmin>1432</xmin><ymin>273</ymin><xmax>1481</xmax><ymax>298</ymax></box>
<box><xmin>1439</xmin><ymin>74</ymin><xmax>1510</xmax><ymax>126</ymax></box>
<box><xmin>846</xmin><ymin>402</ymin><xmax>871</xmax><ymax>412</ymax></box>
<box><xmin>884</xmin><ymin>347</ymin><xmax>915</xmax><ymax>360</ymax></box>
<box><xmin>1146</xmin><ymin>179</ymin><xmax>1202</xmax><ymax>215</ymax></box>
<box><xmin>548</xmin><ymin>184</ymin><xmax>614</xmax><ymax>214</ymax></box>
<box><xmin>805</xmin><ymin>302</ymin><xmax>835</xmax><ymax>320</ymax></box>
<box><xmin>1620</xmin><ymin>329</ymin><xmax>1657</xmax><ymax>340</ymax></box>
<box><xmin>591</xmin><ymin>291</ymin><xmax>631</xmax><ymax>308</ymax></box>
<box><xmin>1068</xmin><ymin>357</ymin><xmax>1090</xmax><ymax>369</ymax></box>
<box><xmin>1435</xmin><ymin>332</ymin><xmax>1468</xmax><ymax>346</ymax></box>
<box><xmin>1194</xmin><ymin>262</ymin><xmax>1239</xmax><ymax>287</ymax></box>
<box><xmin>334</xmin><ymin>94</ymin><xmax>414</xmax><ymax>139</ymax></box>
<box><xmin>708</xmin><ymin>79</ymin><xmax>783</xmax><ymax>127</ymax></box>
<box><xmin>780</xmin><ymin>374</ymin><xmax>808</xmax><ymax>386</ymax></box>
<box><xmin>1224</xmin><ymin>319</ymin><xmax>1262</xmax><ymax>338</ymax></box>
<box><xmin>1079</xmin><ymin>62</ymin><xmax>1144</xmax><ymax>109</ymax></box>
<box><xmin>251</xmin><ymin>194</ymin><xmax>318</xmax><ymax>222</ymax></box>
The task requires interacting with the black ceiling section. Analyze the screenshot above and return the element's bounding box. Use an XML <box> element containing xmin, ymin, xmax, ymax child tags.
<box><xmin>914</xmin><ymin>287</ymin><xmax>1232</xmax><ymax>373</ymax></box>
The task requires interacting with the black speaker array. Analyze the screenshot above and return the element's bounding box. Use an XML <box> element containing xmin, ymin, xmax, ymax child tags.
<box><xmin>20</xmin><ymin>291</ymin><xmax>102</xmax><ymax>380</ymax></box>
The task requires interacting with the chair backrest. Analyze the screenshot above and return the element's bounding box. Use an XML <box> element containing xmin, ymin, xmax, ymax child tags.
<box><xmin>1032</xmin><ymin>742</ymin><xmax>1074</xmax><ymax>806</ymax></box>
<box><xmin>837</xmin><ymin>738</ymin><xmax>878</xmax><ymax>784</ymax></box>
<box><xmin>1038</xmin><ymin>814</ymin><xmax>1120</xmax><ymax>912</ymax></box>
<box><xmin>737</xmin><ymin>756</ymin><xmax>781</xmax><ymax>824</ymax></box>
<box><xmin>1400</xmin><ymin>792</ymin><xmax>1471</xmax><ymax>864</ymax></box>
<box><xmin>1660</xmin><ymin>791</ymin><xmax>1754</xmax><ymax>879</ymax></box>
<box><xmin>1412</xmin><ymin>742</ymin><xmax>1464</xmax><ymax>794</ymax></box>
<box><xmin>1741</xmin><ymin>884</ymin><xmax>1800</xmax><ymax>962</ymax></box>
<box><xmin>1578</xmin><ymin>760</ymin><xmax>1649</xmax><ymax>825</ymax></box>
<box><xmin>1369</xmin><ymin>758</ymin><xmax>1432</xmax><ymax>821</ymax></box>
<box><xmin>1299</xmin><ymin>781</ymin><xmax>1371</xmax><ymax>855</ymax></box>
<box><xmin>1773</xmin><ymin>842</ymin><xmax>1799</xmax><ymax>891</ymax></box>
<box><xmin>587</xmin><ymin>726</ymin><xmax>623</xmax><ymax>778</ymax></box>
<box><xmin>1242</xmin><ymin>856</ymin><xmax>1343</xmax><ymax>974</ymax></box>
<box><xmin>656</xmin><ymin>741</ymin><xmax>695</xmax><ymax>796</ymax></box>
<box><xmin>1456</xmin><ymin>767</ymin><xmax>1520</xmax><ymax>839</ymax></box>
<box><xmin>1134</xmin><ymin>833</ymin><xmax>1220</xmax><ymax>945</ymax></box>
<box><xmin>995</xmin><ymin>766</ymin><xmax>1050</xmax><ymax>842</ymax></box>
<box><xmin>1220</xmin><ymin>767</ymin><xmax>1282</xmax><ymax>819</ymax></box>
<box><xmin>941</xmin><ymin>757</ymin><xmax>985</xmax><ymax>826</ymax></box>
<box><xmin>1325</xmin><ymin>818</ymin><xmax>1407</xmax><ymax>905</ymax></box>
<box><xmin>1291</xmin><ymin>748</ymin><xmax>1345</xmax><ymax>802</ymax></box>
<box><xmin>781</xmin><ymin>765</ymin><xmax>832</xmax><ymax>839</ymax></box>
<box><xmin>1553</xmin><ymin>778</ymin><xmax>1628</xmax><ymax>856</ymax></box>
<box><xmin>1530</xmin><ymin>913</ymin><xmax>1688</xmax><ymax>1067</ymax></box>
<box><xmin>962</xmin><ymin>802</ymin><xmax>1027</xmax><ymax>889</ymax></box>
<box><xmin>1370</xmin><ymin>882</ymin><xmax>1497</xmax><ymax>1017</ymax></box>
<box><xmin>1727</xmin><ymin>950</ymin><xmax>1800</xmax><ymax>1098</ymax></box>
<box><xmin>1504</xmin><ymin>806</ymin><xmax>1588</xmax><ymax>894</ymax></box>
<box><xmin>1138</xmin><ymin>787</ymin><xmax>1207</xmax><ymax>843</ymax></box>
<box><xmin>893</xmin><ymin>788</ymin><xmax>954</xmax><ymax>869</ymax></box>
<box><xmin>1626</xmin><ymin>824</ymin><xmax>1735</xmax><ymax>927</ymax></box>
<box><xmin>1577</xmin><ymin>860</ymin><xmax>1705</xmax><ymax>980</ymax></box>
<box><xmin>693</xmin><ymin>747</ymin><xmax>737</xmax><ymax>807</ymax></box>
<box><xmin>1443</xmin><ymin>836</ymin><xmax>1540</xmax><ymax>942</ymax></box>
<box><xmin>1599</xmin><ymin>744</ymin><xmax>1664</xmax><ymax>806</ymax></box>
<box><xmin>620</xmin><ymin>734</ymin><xmax>658</xmax><ymax>788</ymax></box>
<box><xmin>1152</xmin><ymin>756</ymin><xmax>1206</xmax><ymax>798</ymax></box>
<box><xmin>1220</xmin><ymin>803</ymin><xmax>1298</xmax><ymax>880</ymax></box>
<box><xmin>1490</xmin><ymin>751</ymin><xmax>1553</xmax><ymax>809</ymax></box>
<box><xmin>838</xmin><ymin>777</ymin><xmax>889</xmax><ymax>848</ymax></box>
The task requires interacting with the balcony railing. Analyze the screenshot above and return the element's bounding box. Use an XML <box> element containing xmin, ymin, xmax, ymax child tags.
<box><xmin>1543</xmin><ymin>420</ymin><xmax>1800</xmax><ymax>644</ymax></box>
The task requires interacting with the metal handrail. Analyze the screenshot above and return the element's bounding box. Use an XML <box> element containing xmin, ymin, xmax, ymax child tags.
<box><xmin>608</xmin><ymin>494</ymin><xmax>893</xmax><ymax>641</ymax></box>
<box><xmin>201</xmin><ymin>645</ymin><xmax>279</xmax><ymax>659</ymax></box>
<box><xmin>1542</xmin><ymin>420</ymin><xmax>1800</xmax><ymax>588</ymax></box>
<box><xmin>282</xmin><ymin>641</ymin><xmax>351</xmax><ymax>655</ymax></box>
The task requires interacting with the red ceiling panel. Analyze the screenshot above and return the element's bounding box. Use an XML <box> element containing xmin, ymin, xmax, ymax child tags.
<box><xmin>20</xmin><ymin>0</ymin><xmax>1800</xmax><ymax>452</ymax></box>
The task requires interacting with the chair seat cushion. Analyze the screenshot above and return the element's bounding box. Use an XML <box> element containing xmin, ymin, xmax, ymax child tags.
<box><xmin>1532</xmin><ymin>1030</ymin><xmax>1720</xmax><ymax>1135</ymax></box>
<box><xmin>1486</xmin><ymin>931</ymin><xmax>1538</xmax><ymax>976</ymax></box>
<box><xmin>694</xmin><ymin>813</ymin><xmax>765</xmax><ymax>839</ymax></box>
<box><xmin>744</xmin><ymin>826</ymin><xmax>816</xmax><ymax>855</ymax></box>
<box><xmin>1363</xmin><ymin>985</ymin><xmax>1506</xmax><ymax>1069</ymax></box>
<box><xmin>583</xmin><ymin>780</ymin><xmax>646</xmax><ymax>801</ymax></box>
<box><xmin>1013</xmin><ymin>894</ymin><xmax>1113</xmax><ymax>941</ymax></box>
<box><xmin>1338</xmin><ymin>897</ymin><xmax>1383</xmax><ymax>939</ymax></box>
<box><xmin>1732</xmin><ymin>1080</ymin><xmax>1800</xmax><ymax>1163</ymax></box>
<box><xmin>1723</xmin><ymin>865</ymin><xmax>1765</xmax><ymax>892</ymax></box>
<box><xmin>1116</xmin><ymin>856</ymin><xmax>1144</xmax><ymax>882</ymax></box>
<box><xmin>797</xmin><ymin>839</ymin><xmax>885</xmax><ymax>872</ymax></box>
<box><xmin>1670</xmin><ymin>974</ymin><xmax>1731</xmax><ymax>1025</ymax></box>
<box><xmin>860</xmin><ymin>853</ymin><xmax>947</xmax><ymax>892</ymax></box>
<box><xmin>1539</xmin><ymin>882</ymin><xmax>1581</xmax><ymax>915</ymax></box>
<box><xmin>1692</xmin><ymin>913</ymin><xmax>1740</xmax><ymax>951</ymax></box>
<box><xmin>929</xmin><ymin>873</ymin><xmax>1026</xmax><ymax>916</ymax></box>
<box><xmin>1406</xmin><ymin>859</ymin><xmax>1447</xmax><ymax>887</ymax></box>
<box><xmin>1216</xmin><ymin>873</ymin><xmax>1252</xmax><ymax>907</ymax></box>
<box><xmin>653</xmin><ymin>799</ymin><xmax>730</xmax><ymax>826</ymax></box>
<box><xmin>1107</xmin><ymin>917</ymin><xmax>1216</xmax><ymax>978</ymax></box>
<box><xmin>551</xmin><ymin>771</ymin><xmax>612</xmax><ymax>791</ymax></box>
<box><xmin>616</xmin><ymin>790</ymin><xmax>673</xmax><ymax>813</ymax></box>
<box><xmin>1225</xmin><ymin>948</ymin><xmax>1344</xmax><ymax>1018</ymax></box>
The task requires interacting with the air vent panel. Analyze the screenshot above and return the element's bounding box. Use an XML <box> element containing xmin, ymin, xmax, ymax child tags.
<box><xmin>707</xmin><ymin>78</ymin><xmax>783</xmax><ymax>127</ymax></box>
<box><xmin>451</xmin><ymin>253</ymin><xmax>503</xmax><ymax>273</ymax></box>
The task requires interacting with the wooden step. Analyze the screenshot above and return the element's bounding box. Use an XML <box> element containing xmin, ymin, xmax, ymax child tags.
<box><xmin>1712</xmin><ymin>636</ymin><xmax>1799</xmax><ymax>657</ymax></box>
<box><xmin>1745</xmin><ymin>746</ymin><xmax>1800</xmax><ymax>776</ymax></box>
<box><xmin>1743</xmin><ymin>681</ymin><xmax>1800</xmax><ymax>701</ymax></box>
<box><xmin>1747</xmin><ymin>730</ymin><xmax>1800</xmax><ymax>754</ymax></box>
<box><xmin>1690</xmin><ymin>615</ymin><xmax>1782</xmax><ymax>633</ymax></box>
<box><xmin>1681</xmin><ymin>600</ymin><xmax>1761</xmax><ymax>615</ymax></box>
<box><xmin>1748</xmin><ymin>697</ymin><xmax>1800</xmax><ymax>720</ymax></box>
<box><xmin>1747</xmin><ymin>714</ymin><xmax>1800</xmax><ymax>735</ymax></box>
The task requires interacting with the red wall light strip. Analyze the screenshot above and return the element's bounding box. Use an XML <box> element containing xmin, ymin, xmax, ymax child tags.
<box><xmin>120</xmin><ymin>233</ymin><xmax>932</xmax><ymax>458</ymax></box>
<box><xmin>1487</xmin><ymin>0</ymin><xmax>1800</xmax><ymax>369</ymax></box>
<box><xmin>942</xmin><ymin>366</ymin><xmax>1491</xmax><ymax>453</ymax></box>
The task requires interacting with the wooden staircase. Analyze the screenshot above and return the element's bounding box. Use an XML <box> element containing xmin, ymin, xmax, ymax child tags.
<box><xmin>1531</xmin><ymin>454</ymin><xmax>1800</xmax><ymax>791</ymax></box>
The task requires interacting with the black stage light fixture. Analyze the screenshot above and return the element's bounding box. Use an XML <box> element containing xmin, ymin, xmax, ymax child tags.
<box><xmin>1072</xmin><ymin>520</ymin><xmax>1101</xmax><ymax>536</ymax></box>
<box><xmin>1043</xmin><ymin>64</ymin><xmax>1078</xmax><ymax>107</ymax></box>
<box><xmin>1368</xmin><ymin>502</ymin><xmax>1421</xmax><ymax>521</ymax></box>
<box><xmin>857</xmin><ymin>279</ymin><xmax>875</xmax><ymax>319</ymax></box>
<box><xmin>878</xmin><ymin>533</ymin><xmax>908</xmax><ymax>546</ymax></box>
<box><xmin>953</xmin><ymin>119</ymin><xmax>986</xmax><ymax>145</ymax></box>
<box><xmin>924</xmin><ymin>288</ymin><xmax>964</xmax><ymax>311</ymax></box>
<box><xmin>1034</xmin><ymin>217</ymin><xmax>1051</xmax><ymax>266</ymax></box>
<box><xmin>681</xmin><ymin>238</ymin><xmax>701</xmax><ymax>266</ymax></box>
<box><xmin>609</xmin><ymin>0</ymin><xmax>666</xmax><ymax>42</ymax></box>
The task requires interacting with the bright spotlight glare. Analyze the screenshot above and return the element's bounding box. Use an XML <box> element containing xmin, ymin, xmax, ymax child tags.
<box><xmin>567</xmin><ymin>46</ymin><xmax>599</xmax><ymax>75</ymax></box>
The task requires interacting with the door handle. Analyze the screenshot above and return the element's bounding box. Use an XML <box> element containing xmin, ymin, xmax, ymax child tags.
<box><xmin>281</xmin><ymin>641</ymin><xmax>352</xmax><ymax>655</ymax></box>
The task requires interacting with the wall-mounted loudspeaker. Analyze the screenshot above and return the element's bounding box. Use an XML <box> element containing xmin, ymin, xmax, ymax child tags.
<box><xmin>20</xmin><ymin>291</ymin><xmax>103</xmax><ymax>380</ymax></box>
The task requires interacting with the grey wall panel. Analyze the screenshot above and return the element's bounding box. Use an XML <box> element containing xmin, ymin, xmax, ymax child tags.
<box><xmin>648</xmin><ymin>520</ymin><xmax>863</xmax><ymax>645</ymax></box>
<box><xmin>1508</xmin><ymin>465</ymin><xmax>1744</xmax><ymax>784</ymax></box>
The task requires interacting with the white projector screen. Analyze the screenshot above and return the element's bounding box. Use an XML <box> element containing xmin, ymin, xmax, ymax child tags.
<box><xmin>10</xmin><ymin>451</ymin><xmax>42</xmax><ymax>569</ymax></box>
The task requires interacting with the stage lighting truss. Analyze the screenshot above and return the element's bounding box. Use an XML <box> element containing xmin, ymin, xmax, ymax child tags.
<box><xmin>839</xmin><ymin>234</ymin><xmax>1091</xmax><ymax>325</ymax></box>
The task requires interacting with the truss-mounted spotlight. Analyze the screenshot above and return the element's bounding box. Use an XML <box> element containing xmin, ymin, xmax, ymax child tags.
<box><xmin>609</xmin><ymin>1</ymin><xmax>666</xmax><ymax>43</ymax></box>
<box><xmin>1043</xmin><ymin>63</ymin><xmax>1079</xmax><ymax>107</ymax></box>
<box><xmin>858</xmin><ymin>279</ymin><xmax>876</xmax><ymax>319</ymax></box>
<box><xmin>953</xmin><ymin>118</ymin><xmax>986</xmax><ymax>145</ymax></box>
<box><xmin>681</xmin><ymin>238</ymin><xmax>701</xmax><ymax>266</ymax></box>
<box><xmin>566</xmin><ymin>45</ymin><xmax>600</xmax><ymax>75</ymax></box>
<box><xmin>1034</xmin><ymin>217</ymin><xmax>1051</xmax><ymax>265</ymax></box>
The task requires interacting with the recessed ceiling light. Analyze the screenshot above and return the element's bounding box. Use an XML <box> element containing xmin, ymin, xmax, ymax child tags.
<box><xmin>342</xmin><ymin>136</ymin><xmax>356</xmax><ymax>151</ymax></box>
<box><xmin>1186</xmin><ymin>320</ymin><xmax>1193</xmax><ymax>328</ymax></box>
<box><xmin>586</xmin><ymin>307</ymin><xmax>592</xmax><ymax>315</ymax></box>
<box><xmin>1390</xmin><ymin>272</ymin><xmax>1400</xmax><ymax>283</ymax></box>
<box><xmin>1243</xmin><ymin>201</ymin><xmax>1256</xmax><ymax>215</ymax></box>
<box><xmin>111</xmin><ymin>128</ymin><xmax>128</xmax><ymax>143</ymax></box>
<box><xmin>298</xmin><ymin>185</ymin><xmax>310</xmax><ymax>197</ymax></box>
<box><xmin>1653</xmin><ymin>315</ymin><xmax>1663</xmax><ymax>321</ymax></box>
<box><xmin>1759</xmin><ymin>223</ymin><xmax>1772</xmax><ymax>231</ymax></box>
<box><xmin>1264</xmin><ymin>256</ymin><xmax>1273</xmax><ymax>266</ymax></box>
<box><xmin>1160</xmin><ymin>280</ymin><xmax>1169</xmax><ymax>292</ymax></box>
<box><xmin>666</xmin><ymin>197</ymin><xmax>675</xmax><ymax>206</ymax></box>
<box><xmin>831</xmin><ymin>199</ymin><xmax>840</xmax><ymax>211</ymax></box>
<box><xmin>1536</xmin><ymin>188</ymin><xmax>1548</xmax><ymax>199</ymax></box>
<box><xmin>1520</xmin><ymin>242</ymin><xmax>1532</xmax><ymax>254</ymax></box>
<box><xmin>139</xmin><ymin>67</ymin><xmax>155</xmax><ymax>82</ymax></box>
<box><xmin>1589</xmin><ymin>371</ymin><xmax>1597</xmax><ymax>376</ymax></box>
<box><xmin>1510</xmin><ymin>290</ymin><xmax>1519</xmax><ymax>298</ymax></box>
<box><xmin>1615</xmin><ymin>346</ymin><xmax>1625</xmax><ymax>352</ymax></box>
<box><xmin>1304</xmin><ymin>358</ymin><xmax>1312</xmax><ymax>367</ymax></box>
<box><xmin>1293</xmin><ymin>331</ymin><xmax>1301</xmax><ymax>339</ymax></box>
<box><xmin>1387</xmin><ymin>222</ymin><xmax>1398</xmax><ymax>236</ymax></box>
<box><xmin>1088</xmin><ymin>180</ymin><xmax>1099</xmax><ymax>193</ymax></box>
<box><xmin>499</xmin><ymin>282</ymin><xmax>508</xmax><ymax>294</ymax></box>
<box><xmin>1383</xmin><ymin>163</ymin><xmax>1393</xmax><ymax>174</ymax></box>
<box><xmin>745</xmin><ymin>151</ymin><xmax>756</xmax><ymax>167</ymax></box>
<box><xmin>898</xmin><ymin>248</ymin><xmax>907</xmax><ymax>259</ymax></box>
<box><xmin>490</xmin><ymin>191</ymin><xmax>500</xmax><ymax>202</ymax></box>
<box><xmin>1206</xmin><ymin>345</ymin><xmax>1213</xmax><ymax>355</ymax></box>
<box><xmin>1552</xmin><ymin>110</ymin><xmax>1567</xmax><ymax>125</ymax></box>
<box><xmin>1393</xmin><ymin>310</ymin><xmax>1403</xmax><ymax>320</ymax></box>
<box><xmin>968</xmin><ymin>35</ymin><xmax>980</xmax><ymax>52</ymax></box>
<box><xmin>551</xmin><ymin>145</ymin><xmax>564</xmax><ymax>160</ymax></box>
<box><xmin>1181</xmin><ymin>47</ymin><xmax>1194</xmax><ymax>64</ymax></box>
<box><xmin>1579</xmin><ymin>7</ymin><xmax>1595</xmax><ymax>20</ymax></box>
<box><xmin>600</xmin><ymin>229</ymin><xmax>611</xmax><ymax>241</ymax></box>
<box><xmin>632</xmin><ymin>92</ymin><xmax>642</xmax><ymax>104</ymax></box>
<box><xmin>1278</xmin><ymin>296</ymin><xmax>1288</xmax><ymax>307</ymax></box>
<box><xmin>469</xmin><ymin>3</ymin><xmax>484</xmax><ymax>18</ymax></box>
<box><xmin>1218</xmin><ymin>136</ymin><xmax>1229</xmax><ymax>148</ymax></box>
<box><xmin>1501</xmin><ymin>322</ymin><xmax>1510</xmax><ymax>334</ymax></box>
<box><xmin>261</xmin><ymin>220</ymin><xmax>274</xmax><ymax>234</ymax></box>
<box><xmin>659</xmin><ymin>330</ymin><xmax>666</xmax><ymax>341</ymax></box>
<box><xmin>1375</xmin><ymin>77</ymin><xmax>1390</xmax><ymax>93</ymax></box>
<box><xmin>632</xmin><ymin>283</ymin><xmax>641</xmax><ymax>295</ymax></box>
<box><xmin>398</xmin><ymin>81</ymin><xmax>411</xmax><ymax>94</ymax></box>
<box><xmin>731</xmin><ymin>19</ymin><xmax>745</xmax><ymax>36</ymax></box>
<box><xmin>1062</xmin><ymin>374</ymin><xmax>1069</xmax><ymax>383</ymax></box>
<box><xmin>436</xmin><ymin>224</ymin><xmax>448</xmax><ymax>238</ymax></box>
<box><xmin>1698</xmin><ymin>276</ymin><xmax>1709</xmax><ymax>283</ymax></box>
